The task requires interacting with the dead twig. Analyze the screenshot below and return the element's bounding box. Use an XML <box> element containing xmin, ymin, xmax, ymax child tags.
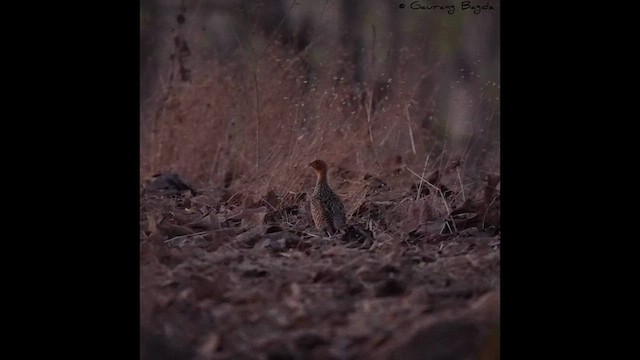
<box><xmin>416</xmin><ymin>155</ymin><xmax>430</xmax><ymax>201</ymax></box>
<box><xmin>405</xmin><ymin>105</ymin><xmax>417</xmax><ymax>155</ymax></box>
<box><xmin>456</xmin><ymin>167</ymin><xmax>466</xmax><ymax>203</ymax></box>
<box><xmin>164</xmin><ymin>230</ymin><xmax>212</xmax><ymax>245</ymax></box>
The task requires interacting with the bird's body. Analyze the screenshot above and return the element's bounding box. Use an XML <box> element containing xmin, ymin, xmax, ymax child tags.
<box><xmin>308</xmin><ymin>160</ymin><xmax>346</xmax><ymax>236</ymax></box>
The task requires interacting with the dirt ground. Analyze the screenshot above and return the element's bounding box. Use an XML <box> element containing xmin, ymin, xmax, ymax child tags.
<box><xmin>140</xmin><ymin>170</ymin><xmax>500</xmax><ymax>360</ymax></box>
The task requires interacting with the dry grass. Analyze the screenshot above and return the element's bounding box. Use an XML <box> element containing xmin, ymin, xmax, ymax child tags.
<box><xmin>140</xmin><ymin>9</ymin><xmax>500</xmax><ymax>359</ymax></box>
<box><xmin>141</xmin><ymin>42</ymin><xmax>498</xmax><ymax>217</ymax></box>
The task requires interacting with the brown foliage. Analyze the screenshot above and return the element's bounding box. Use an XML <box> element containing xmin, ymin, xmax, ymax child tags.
<box><xmin>140</xmin><ymin>31</ymin><xmax>500</xmax><ymax>360</ymax></box>
<box><xmin>140</xmin><ymin>163</ymin><xmax>499</xmax><ymax>359</ymax></box>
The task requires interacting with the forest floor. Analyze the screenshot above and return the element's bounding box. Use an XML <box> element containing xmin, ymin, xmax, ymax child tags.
<box><xmin>140</xmin><ymin>169</ymin><xmax>500</xmax><ymax>360</ymax></box>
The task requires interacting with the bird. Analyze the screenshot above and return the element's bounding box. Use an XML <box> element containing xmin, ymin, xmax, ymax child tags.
<box><xmin>308</xmin><ymin>159</ymin><xmax>346</xmax><ymax>236</ymax></box>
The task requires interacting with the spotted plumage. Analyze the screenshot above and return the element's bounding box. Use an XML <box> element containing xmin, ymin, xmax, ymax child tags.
<box><xmin>308</xmin><ymin>159</ymin><xmax>346</xmax><ymax>236</ymax></box>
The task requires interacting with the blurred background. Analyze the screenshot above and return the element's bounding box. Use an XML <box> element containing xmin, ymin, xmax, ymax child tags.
<box><xmin>140</xmin><ymin>0</ymin><xmax>500</xmax><ymax>199</ymax></box>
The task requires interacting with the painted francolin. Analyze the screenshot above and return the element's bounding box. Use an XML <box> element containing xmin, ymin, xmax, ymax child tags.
<box><xmin>308</xmin><ymin>159</ymin><xmax>346</xmax><ymax>236</ymax></box>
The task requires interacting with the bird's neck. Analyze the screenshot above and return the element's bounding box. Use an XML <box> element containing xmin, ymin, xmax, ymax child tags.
<box><xmin>315</xmin><ymin>171</ymin><xmax>328</xmax><ymax>186</ymax></box>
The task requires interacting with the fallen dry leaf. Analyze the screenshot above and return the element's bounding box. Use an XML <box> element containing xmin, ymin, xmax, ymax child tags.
<box><xmin>140</xmin><ymin>165</ymin><xmax>500</xmax><ymax>359</ymax></box>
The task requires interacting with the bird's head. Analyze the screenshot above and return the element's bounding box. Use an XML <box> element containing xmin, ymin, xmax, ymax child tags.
<box><xmin>308</xmin><ymin>159</ymin><xmax>328</xmax><ymax>173</ymax></box>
